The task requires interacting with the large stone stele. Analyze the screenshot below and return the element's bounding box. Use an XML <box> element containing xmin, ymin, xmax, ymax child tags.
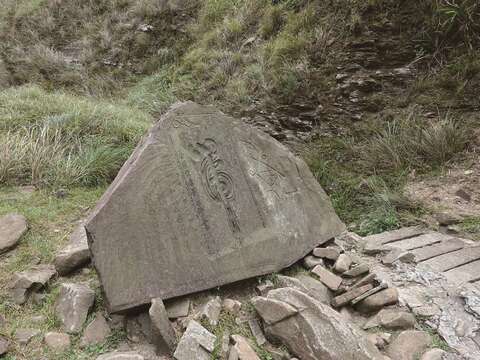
<box><xmin>86</xmin><ymin>102</ymin><xmax>345</xmax><ymax>312</ymax></box>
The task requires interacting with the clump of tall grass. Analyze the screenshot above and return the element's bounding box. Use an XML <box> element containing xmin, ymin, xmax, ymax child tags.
<box><xmin>359</xmin><ymin>112</ymin><xmax>470</xmax><ymax>172</ymax></box>
<box><xmin>0</xmin><ymin>85</ymin><xmax>151</xmax><ymax>187</ymax></box>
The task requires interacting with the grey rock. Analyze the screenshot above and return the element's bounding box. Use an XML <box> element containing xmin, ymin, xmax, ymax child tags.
<box><xmin>343</xmin><ymin>263</ymin><xmax>369</xmax><ymax>277</ymax></box>
<box><xmin>302</xmin><ymin>255</ymin><xmax>325</xmax><ymax>269</ymax></box>
<box><xmin>126</xmin><ymin>312</ymin><xmax>151</xmax><ymax>343</ymax></box>
<box><xmin>256</xmin><ymin>280</ymin><xmax>274</xmax><ymax>296</ymax></box>
<box><xmin>0</xmin><ymin>213</ymin><xmax>28</xmax><ymax>253</ymax></box>
<box><xmin>223</xmin><ymin>298</ymin><xmax>242</xmax><ymax>315</ymax></box>
<box><xmin>220</xmin><ymin>330</ymin><xmax>231</xmax><ymax>359</ymax></box>
<box><xmin>311</xmin><ymin>265</ymin><xmax>342</xmax><ymax>291</ymax></box>
<box><xmin>334</xmin><ymin>253</ymin><xmax>352</xmax><ymax>273</ymax></box>
<box><xmin>420</xmin><ymin>349</ymin><xmax>447</xmax><ymax>360</ymax></box>
<box><xmin>96</xmin><ymin>352</ymin><xmax>144</xmax><ymax>360</ymax></box>
<box><xmin>9</xmin><ymin>264</ymin><xmax>56</xmax><ymax>304</ymax></box>
<box><xmin>44</xmin><ymin>332</ymin><xmax>71</xmax><ymax>351</ymax></box>
<box><xmin>149</xmin><ymin>298</ymin><xmax>177</xmax><ymax>355</ymax></box>
<box><xmin>86</xmin><ymin>102</ymin><xmax>345</xmax><ymax>313</ymax></box>
<box><xmin>165</xmin><ymin>297</ymin><xmax>190</xmax><ymax>319</ymax></box>
<box><xmin>248</xmin><ymin>319</ymin><xmax>266</xmax><ymax>346</ymax></box>
<box><xmin>173</xmin><ymin>320</ymin><xmax>216</xmax><ymax>360</ymax></box>
<box><xmin>364</xmin><ymin>309</ymin><xmax>415</xmax><ymax>330</ymax></box>
<box><xmin>231</xmin><ymin>334</ymin><xmax>260</xmax><ymax>360</ymax></box>
<box><xmin>331</xmin><ymin>284</ymin><xmax>373</xmax><ymax>308</ymax></box>
<box><xmin>0</xmin><ymin>314</ymin><xmax>6</xmax><ymax>328</ymax></box>
<box><xmin>197</xmin><ymin>296</ymin><xmax>222</xmax><ymax>327</ymax></box>
<box><xmin>387</xmin><ymin>330</ymin><xmax>431</xmax><ymax>360</ymax></box>
<box><xmin>276</xmin><ymin>275</ymin><xmax>330</xmax><ymax>304</ymax></box>
<box><xmin>15</xmin><ymin>328</ymin><xmax>40</xmax><ymax>345</ymax></box>
<box><xmin>356</xmin><ymin>288</ymin><xmax>398</xmax><ymax>313</ymax></box>
<box><xmin>0</xmin><ymin>336</ymin><xmax>9</xmax><ymax>355</ymax></box>
<box><xmin>253</xmin><ymin>287</ymin><xmax>383</xmax><ymax>360</ymax></box>
<box><xmin>54</xmin><ymin>224</ymin><xmax>90</xmax><ymax>275</ymax></box>
<box><xmin>55</xmin><ymin>283</ymin><xmax>95</xmax><ymax>333</ymax></box>
<box><xmin>312</xmin><ymin>247</ymin><xmax>340</xmax><ymax>260</ymax></box>
<box><xmin>80</xmin><ymin>314</ymin><xmax>111</xmax><ymax>347</ymax></box>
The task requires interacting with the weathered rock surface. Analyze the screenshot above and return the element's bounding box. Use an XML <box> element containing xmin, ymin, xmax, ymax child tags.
<box><xmin>44</xmin><ymin>332</ymin><xmax>71</xmax><ymax>351</ymax></box>
<box><xmin>356</xmin><ymin>288</ymin><xmax>399</xmax><ymax>313</ymax></box>
<box><xmin>0</xmin><ymin>213</ymin><xmax>28</xmax><ymax>253</ymax></box>
<box><xmin>173</xmin><ymin>320</ymin><xmax>216</xmax><ymax>360</ymax></box>
<box><xmin>196</xmin><ymin>296</ymin><xmax>221</xmax><ymax>327</ymax></box>
<box><xmin>165</xmin><ymin>297</ymin><xmax>190</xmax><ymax>319</ymax></box>
<box><xmin>9</xmin><ymin>264</ymin><xmax>56</xmax><ymax>304</ymax></box>
<box><xmin>230</xmin><ymin>334</ymin><xmax>260</xmax><ymax>360</ymax></box>
<box><xmin>420</xmin><ymin>349</ymin><xmax>446</xmax><ymax>360</ymax></box>
<box><xmin>55</xmin><ymin>283</ymin><xmax>95</xmax><ymax>333</ymax></box>
<box><xmin>54</xmin><ymin>223</ymin><xmax>90</xmax><ymax>275</ymax></box>
<box><xmin>363</xmin><ymin>309</ymin><xmax>415</xmax><ymax>330</ymax></box>
<box><xmin>0</xmin><ymin>336</ymin><xmax>9</xmax><ymax>355</ymax></box>
<box><xmin>80</xmin><ymin>314</ymin><xmax>111</xmax><ymax>347</ymax></box>
<box><xmin>312</xmin><ymin>247</ymin><xmax>340</xmax><ymax>260</ymax></box>
<box><xmin>334</xmin><ymin>253</ymin><xmax>352</xmax><ymax>273</ymax></box>
<box><xmin>386</xmin><ymin>330</ymin><xmax>431</xmax><ymax>360</ymax></box>
<box><xmin>248</xmin><ymin>319</ymin><xmax>266</xmax><ymax>346</ymax></box>
<box><xmin>276</xmin><ymin>275</ymin><xmax>330</xmax><ymax>304</ymax></box>
<box><xmin>343</xmin><ymin>263</ymin><xmax>369</xmax><ymax>277</ymax></box>
<box><xmin>331</xmin><ymin>284</ymin><xmax>373</xmax><ymax>308</ymax></box>
<box><xmin>149</xmin><ymin>298</ymin><xmax>177</xmax><ymax>355</ymax></box>
<box><xmin>15</xmin><ymin>328</ymin><xmax>40</xmax><ymax>345</ymax></box>
<box><xmin>253</xmin><ymin>287</ymin><xmax>383</xmax><ymax>360</ymax></box>
<box><xmin>302</xmin><ymin>255</ymin><xmax>325</xmax><ymax>269</ymax></box>
<box><xmin>311</xmin><ymin>265</ymin><xmax>342</xmax><ymax>291</ymax></box>
<box><xmin>86</xmin><ymin>102</ymin><xmax>345</xmax><ymax>312</ymax></box>
<box><xmin>96</xmin><ymin>352</ymin><xmax>144</xmax><ymax>360</ymax></box>
<box><xmin>223</xmin><ymin>298</ymin><xmax>242</xmax><ymax>315</ymax></box>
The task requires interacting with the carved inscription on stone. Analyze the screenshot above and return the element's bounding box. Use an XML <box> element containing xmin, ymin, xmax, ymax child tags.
<box><xmin>86</xmin><ymin>102</ymin><xmax>345</xmax><ymax>313</ymax></box>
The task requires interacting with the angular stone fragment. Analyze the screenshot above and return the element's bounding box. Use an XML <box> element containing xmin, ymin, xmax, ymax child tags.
<box><xmin>248</xmin><ymin>319</ymin><xmax>266</xmax><ymax>346</ymax></box>
<box><xmin>15</xmin><ymin>329</ymin><xmax>40</xmax><ymax>345</ymax></box>
<box><xmin>80</xmin><ymin>314</ymin><xmax>111</xmax><ymax>347</ymax></box>
<box><xmin>363</xmin><ymin>227</ymin><xmax>426</xmax><ymax>254</ymax></box>
<box><xmin>173</xmin><ymin>320</ymin><xmax>216</xmax><ymax>360</ymax></box>
<box><xmin>196</xmin><ymin>296</ymin><xmax>221</xmax><ymax>327</ymax></box>
<box><xmin>0</xmin><ymin>336</ymin><xmax>9</xmax><ymax>355</ymax></box>
<box><xmin>96</xmin><ymin>352</ymin><xmax>144</xmax><ymax>360</ymax></box>
<box><xmin>331</xmin><ymin>284</ymin><xmax>373</xmax><ymax>308</ymax></box>
<box><xmin>44</xmin><ymin>332</ymin><xmax>71</xmax><ymax>351</ymax></box>
<box><xmin>351</xmin><ymin>273</ymin><xmax>376</xmax><ymax>289</ymax></box>
<box><xmin>352</xmin><ymin>282</ymin><xmax>388</xmax><ymax>305</ymax></box>
<box><xmin>223</xmin><ymin>299</ymin><xmax>242</xmax><ymax>315</ymax></box>
<box><xmin>0</xmin><ymin>213</ymin><xmax>28</xmax><ymax>253</ymax></box>
<box><xmin>343</xmin><ymin>263</ymin><xmax>369</xmax><ymax>277</ymax></box>
<box><xmin>54</xmin><ymin>223</ymin><xmax>90</xmax><ymax>275</ymax></box>
<box><xmin>165</xmin><ymin>297</ymin><xmax>190</xmax><ymax>319</ymax></box>
<box><xmin>219</xmin><ymin>331</ymin><xmax>230</xmax><ymax>359</ymax></box>
<box><xmin>311</xmin><ymin>265</ymin><xmax>342</xmax><ymax>291</ymax></box>
<box><xmin>9</xmin><ymin>264</ymin><xmax>56</xmax><ymax>304</ymax></box>
<box><xmin>363</xmin><ymin>309</ymin><xmax>415</xmax><ymax>330</ymax></box>
<box><xmin>302</xmin><ymin>255</ymin><xmax>325</xmax><ymax>269</ymax></box>
<box><xmin>231</xmin><ymin>335</ymin><xmax>260</xmax><ymax>360</ymax></box>
<box><xmin>334</xmin><ymin>253</ymin><xmax>352</xmax><ymax>273</ymax></box>
<box><xmin>276</xmin><ymin>275</ymin><xmax>330</xmax><ymax>304</ymax></box>
<box><xmin>251</xmin><ymin>297</ymin><xmax>298</xmax><ymax>325</ymax></box>
<box><xmin>253</xmin><ymin>288</ymin><xmax>383</xmax><ymax>360</ymax></box>
<box><xmin>356</xmin><ymin>288</ymin><xmax>399</xmax><ymax>313</ymax></box>
<box><xmin>149</xmin><ymin>298</ymin><xmax>177</xmax><ymax>355</ymax></box>
<box><xmin>55</xmin><ymin>283</ymin><xmax>95</xmax><ymax>333</ymax></box>
<box><xmin>255</xmin><ymin>280</ymin><xmax>274</xmax><ymax>296</ymax></box>
<box><xmin>312</xmin><ymin>247</ymin><xmax>340</xmax><ymax>260</ymax></box>
<box><xmin>387</xmin><ymin>330</ymin><xmax>431</xmax><ymax>360</ymax></box>
<box><xmin>420</xmin><ymin>349</ymin><xmax>446</xmax><ymax>360</ymax></box>
<box><xmin>86</xmin><ymin>102</ymin><xmax>345</xmax><ymax>312</ymax></box>
<box><xmin>126</xmin><ymin>312</ymin><xmax>151</xmax><ymax>343</ymax></box>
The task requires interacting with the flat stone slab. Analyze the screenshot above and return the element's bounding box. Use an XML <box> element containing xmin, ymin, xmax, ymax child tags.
<box><xmin>387</xmin><ymin>232</ymin><xmax>449</xmax><ymax>251</ymax></box>
<box><xmin>421</xmin><ymin>246</ymin><xmax>480</xmax><ymax>272</ymax></box>
<box><xmin>410</xmin><ymin>238</ymin><xmax>465</xmax><ymax>262</ymax></box>
<box><xmin>86</xmin><ymin>102</ymin><xmax>345</xmax><ymax>312</ymax></box>
<box><xmin>444</xmin><ymin>260</ymin><xmax>480</xmax><ymax>283</ymax></box>
<box><xmin>364</xmin><ymin>226</ymin><xmax>425</xmax><ymax>245</ymax></box>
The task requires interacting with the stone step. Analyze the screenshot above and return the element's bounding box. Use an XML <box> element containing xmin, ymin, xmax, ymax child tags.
<box><xmin>422</xmin><ymin>246</ymin><xmax>480</xmax><ymax>272</ymax></box>
<box><xmin>411</xmin><ymin>238</ymin><xmax>466</xmax><ymax>262</ymax></box>
<box><xmin>444</xmin><ymin>260</ymin><xmax>480</xmax><ymax>283</ymax></box>
<box><xmin>388</xmin><ymin>232</ymin><xmax>449</xmax><ymax>251</ymax></box>
<box><xmin>364</xmin><ymin>226</ymin><xmax>425</xmax><ymax>245</ymax></box>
